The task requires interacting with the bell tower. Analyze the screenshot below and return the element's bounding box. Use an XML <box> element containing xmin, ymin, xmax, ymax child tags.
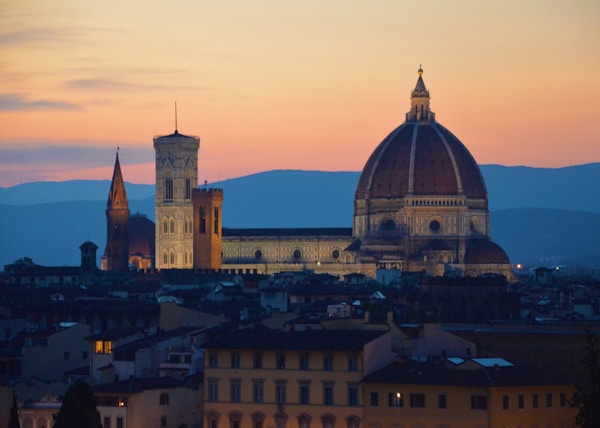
<box><xmin>154</xmin><ymin>127</ymin><xmax>199</xmax><ymax>270</ymax></box>
<box><xmin>105</xmin><ymin>150</ymin><xmax>130</xmax><ymax>272</ymax></box>
<box><xmin>193</xmin><ymin>188</ymin><xmax>224</xmax><ymax>270</ymax></box>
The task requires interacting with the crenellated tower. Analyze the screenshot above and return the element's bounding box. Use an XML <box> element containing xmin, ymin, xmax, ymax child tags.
<box><xmin>193</xmin><ymin>187</ymin><xmax>224</xmax><ymax>270</ymax></box>
<box><xmin>154</xmin><ymin>129</ymin><xmax>199</xmax><ymax>269</ymax></box>
<box><xmin>105</xmin><ymin>151</ymin><xmax>130</xmax><ymax>272</ymax></box>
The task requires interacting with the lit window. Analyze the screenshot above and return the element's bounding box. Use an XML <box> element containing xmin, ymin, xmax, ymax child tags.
<box><xmin>95</xmin><ymin>340</ymin><xmax>112</xmax><ymax>354</ymax></box>
<box><xmin>388</xmin><ymin>392</ymin><xmax>403</xmax><ymax>407</ymax></box>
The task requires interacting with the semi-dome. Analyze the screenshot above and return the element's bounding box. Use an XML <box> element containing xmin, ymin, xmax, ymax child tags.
<box><xmin>464</xmin><ymin>240</ymin><xmax>510</xmax><ymax>265</ymax></box>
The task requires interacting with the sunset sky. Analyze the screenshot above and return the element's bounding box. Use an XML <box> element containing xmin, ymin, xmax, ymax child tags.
<box><xmin>1</xmin><ymin>0</ymin><xmax>599</xmax><ymax>188</ymax></box>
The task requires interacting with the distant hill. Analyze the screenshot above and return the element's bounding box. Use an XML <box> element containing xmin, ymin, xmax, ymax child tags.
<box><xmin>1</xmin><ymin>164</ymin><xmax>599</xmax><ymax>269</ymax></box>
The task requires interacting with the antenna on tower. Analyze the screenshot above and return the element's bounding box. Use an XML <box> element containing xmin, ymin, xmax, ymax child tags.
<box><xmin>174</xmin><ymin>101</ymin><xmax>178</xmax><ymax>132</ymax></box>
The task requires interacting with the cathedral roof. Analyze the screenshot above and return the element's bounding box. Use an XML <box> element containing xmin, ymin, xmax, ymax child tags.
<box><xmin>355</xmin><ymin>68</ymin><xmax>487</xmax><ymax>200</ymax></box>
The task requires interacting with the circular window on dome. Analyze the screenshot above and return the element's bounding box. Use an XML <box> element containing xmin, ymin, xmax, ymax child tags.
<box><xmin>254</xmin><ymin>249</ymin><xmax>263</xmax><ymax>260</ymax></box>
<box><xmin>429</xmin><ymin>220</ymin><xmax>441</xmax><ymax>233</ymax></box>
<box><xmin>331</xmin><ymin>249</ymin><xmax>340</xmax><ymax>260</ymax></box>
<box><xmin>293</xmin><ymin>249</ymin><xmax>302</xmax><ymax>260</ymax></box>
<box><xmin>382</xmin><ymin>219</ymin><xmax>396</xmax><ymax>231</ymax></box>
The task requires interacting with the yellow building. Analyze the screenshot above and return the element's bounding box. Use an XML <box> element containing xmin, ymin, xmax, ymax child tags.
<box><xmin>362</xmin><ymin>358</ymin><xmax>577</xmax><ymax>428</ymax></box>
<box><xmin>202</xmin><ymin>328</ymin><xmax>395</xmax><ymax>428</ymax></box>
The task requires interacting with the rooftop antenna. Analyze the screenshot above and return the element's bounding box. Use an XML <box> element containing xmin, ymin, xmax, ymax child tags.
<box><xmin>174</xmin><ymin>101</ymin><xmax>178</xmax><ymax>132</ymax></box>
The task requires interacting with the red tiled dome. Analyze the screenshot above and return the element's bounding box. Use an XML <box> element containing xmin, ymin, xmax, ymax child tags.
<box><xmin>464</xmin><ymin>240</ymin><xmax>510</xmax><ymax>264</ymax></box>
<box><xmin>355</xmin><ymin>121</ymin><xmax>487</xmax><ymax>200</ymax></box>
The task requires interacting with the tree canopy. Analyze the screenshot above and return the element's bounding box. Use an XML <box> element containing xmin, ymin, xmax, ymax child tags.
<box><xmin>53</xmin><ymin>380</ymin><xmax>101</xmax><ymax>428</ymax></box>
<box><xmin>571</xmin><ymin>329</ymin><xmax>600</xmax><ymax>428</ymax></box>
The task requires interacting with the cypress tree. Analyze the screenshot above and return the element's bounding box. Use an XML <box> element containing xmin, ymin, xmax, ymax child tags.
<box><xmin>53</xmin><ymin>380</ymin><xmax>101</xmax><ymax>428</ymax></box>
<box><xmin>9</xmin><ymin>390</ymin><xmax>20</xmax><ymax>428</ymax></box>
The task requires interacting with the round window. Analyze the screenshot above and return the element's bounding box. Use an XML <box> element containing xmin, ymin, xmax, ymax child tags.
<box><xmin>429</xmin><ymin>220</ymin><xmax>441</xmax><ymax>232</ymax></box>
<box><xmin>332</xmin><ymin>249</ymin><xmax>340</xmax><ymax>259</ymax></box>
<box><xmin>293</xmin><ymin>249</ymin><xmax>302</xmax><ymax>260</ymax></box>
<box><xmin>254</xmin><ymin>249</ymin><xmax>263</xmax><ymax>260</ymax></box>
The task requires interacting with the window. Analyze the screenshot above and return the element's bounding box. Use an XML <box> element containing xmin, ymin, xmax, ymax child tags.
<box><xmin>348</xmin><ymin>354</ymin><xmax>358</xmax><ymax>371</ymax></box>
<box><xmin>63</xmin><ymin>351</ymin><xmax>69</xmax><ymax>360</ymax></box>
<box><xmin>348</xmin><ymin>385</ymin><xmax>359</xmax><ymax>406</ymax></box>
<box><xmin>163</xmin><ymin>220</ymin><xmax>168</xmax><ymax>234</ymax></box>
<box><xmin>276</xmin><ymin>381</ymin><xmax>287</xmax><ymax>404</ymax></box>
<box><xmin>185</xmin><ymin>178</ymin><xmax>191</xmax><ymax>200</ymax></box>
<box><xmin>116</xmin><ymin>417</ymin><xmax>123</xmax><ymax>428</ymax></box>
<box><xmin>82</xmin><ymin>351</ymin><xmax>88</xmax><ymax>360</ymax></box>
<box><xmin>208</xmin><ymin>380</ymin><xmax>219</xmax><ymax>402</ymax></box>
<box><xmin>321</xmin><ymin>415</ymin><xmax>335</xmax><ymax>428</ymax></box>
<box><xmin>299</xmin><ymin>352</ymin><xmax>310</xmax><ymax>370</ymax></box>
<box><xmin>253</xmin><ymin>352</ymin><xmax>263</xmax><ymax>369</ymax></box>
<box><xmin>410</xmin><ymin>393</ymin><xmax>425</xmax><ymax>408</ymax></box>
<box><xmin>159</xmin><ymin>392</ymin><xmax>169</xmax><ymax>405</ymax></box>
<box><xmin>323</xmin><ymin>383</ymin><xmax>334</xmax><ymax>405</ymax></box>
<box><xmin>560</xmin><ymin>392</ymin><xmax>566</xmax><ymax>407</ymax></box>
<box><xmin>103</xmin><ymin>417</ymin><xmax>111</xmax><ymax>428</ymax></box>
<box><xmin>230</xmin><ymin>351</ymin><xmax>240</xmax><ymax>368</ymax></box>
<box><xmin>275</xmin><ymin>416</ymin><xmax>287</xmax><ymax>428</ymax></box>
<box><xmin>165</xmin><ymin>177</ymin><xmax>173</xmax><ymax>200</ymax></box>
<box><xmin>207</xmin><ymin>412</ymin><xmax>219</xmax><ymax>428</ymax></box>
<box><xmin>95</xmin><ymin>340</ymin><xmax>112</xmax><ymax>354</ymax></box>
<box><xmin>214</xmin><ymin>208</ymin><xmax>219</xmax><ymax>234</ymax></box>
<box><xmin>170</xmin><ymin>220</ymin><xmax>175</xmax><ymax>234</ymax></box>
<box><xmin>518</xmin><ymin>394</ymin><xmax>524</xmax><ymax>409</ymax></box>
<box><xmin>502</xmin><ymin>394</ymin><xmax>509</xmax><ymax>410</ymax></box>
<box><xmin>253</xmin><ymin>380</ymin><xmax>264</xmax><ymax>403</ymax></box>
<box><xmin>323</xmin><ymin>353</ymin><xmax>333</xmax><ymax>371</ymax></box>
<box><xmin>200</xmin><ymin>207</ymin><xmax>206</xmax><ymax>233</ymax></box>
<box><xmin>388</xmin><ymin>392</ymin><xmax>403</xmax><ymax>407</ymax></box>
<box><xmin>208</xmin><ymin>352</ymin><xmax>218</xmax><ymax>368</ymax></box>
<box><xmin>230</xmin><ymin>381</ymin><xmax>241</xmax><ymax>403</ymax></box>
<box><xmin>276</xmin><ymin>352</ymin><xmax>286</xmax><ymax>369</ymax></box>
<box><xmin>438</xmin><ymin>394</ymin><xmax>447</xmax><ymax>409</ymax></box>
<box><xmin>370</xmin><ymin>392</ymin><xmax>379</xmax><ymax>406</ymax></box>
<box><xmin>229</xmin><ymin>413</ymin><xmax>242</xmax><ymax>428</ymax></box>
<box><xmin>252</xmin><ymin>412</ymin><xmax>265</xmax><ymax>428</ymax></box>
<box><xmin>299</xmin><ymin>382</ymin><xmax>310</xmax><ymax>404</ymax></box>
<box><xmin>298</xmin><ymin>415</ymin><xmax>311</xmax><ymax>428</ymax></box>
<box><xmin>532</xmin><ymin>393</ymin><xmax>539</xmax><ymax>408</ymax></box>
<box><xmin>546</xmin><ymin>392</ymin><xmax>553</xmax><ymax>407</ymax></box>
<box><xmin>160</xmin><ymin>416</ymin><xmax>167</xmax><ymax>427</ymax></box>
<box><xmin>471</xmin><ymin>395</ymin><xmax>488</xmax><ymax>410</ymax></box>
<box><xmin>347</xmin><ymin>417</ymin><xmax>359</xmax><ymax>428</ymax></box>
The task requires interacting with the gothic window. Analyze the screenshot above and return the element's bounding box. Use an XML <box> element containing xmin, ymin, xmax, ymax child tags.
<box><xmin>165</xmin><ymin>177</ymin><xmax>173</xmax><ymax>200</ymax></box>
<box><xmin>185</xmin><ymin>178</ymin><xmax>191</xmax><ymax>200</ymax></box>
<box><xmin>163</xmin><ymin>220</ymin><xmax>168</xmax><ymax>234</ymax></box>
<box><xmin>170</xmin><ymin>220</ymin><xmax>175</xmax><ymax>234</ymax></box>
<box><xmin>170</xmin><ymin>251</ymin><xmax>175</xmax><ymax>265</ymax></box>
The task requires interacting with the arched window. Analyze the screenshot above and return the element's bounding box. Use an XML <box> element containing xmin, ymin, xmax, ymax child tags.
<box><xmin>346</xmin><ymin>416</ymin><xmax>360</xmax><ymax>428</ymax></box>
<box><xmin>206</xmin><ymin>411</ymin><xmax>220</xmax><ymax>428</ymax></box>
<box><xmin>229</xmin><ymin>411</ymin><xmax>242</xmax><ymax>428</ymax></box>
<box><xmin>170</xmin><ymin>251</ymin><xmax>175</xmax><ymax>265</ymax></box>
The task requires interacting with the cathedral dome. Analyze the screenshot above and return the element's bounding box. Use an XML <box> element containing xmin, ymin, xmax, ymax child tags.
<box><xmin>355</xmin><ymin>69</ymin><xmax>486</xmax><ymax>201</ymax></box>
<box><xmin>355</xmin><ymin>121</ymin><xmax>487</xmax><ymax>200</ymax></box>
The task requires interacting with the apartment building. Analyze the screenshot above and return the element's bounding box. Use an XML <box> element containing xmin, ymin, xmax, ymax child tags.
<box><xmin>202</xmin><ymin>328</ymin><xmax>394</xmax><ymax>428</ymax></box>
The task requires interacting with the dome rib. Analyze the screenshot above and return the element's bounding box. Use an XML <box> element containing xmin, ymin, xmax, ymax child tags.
<box><xmin>432</xmin><ymin>122</ymin><xmax>464</xmax><ymax>195</ymax></box>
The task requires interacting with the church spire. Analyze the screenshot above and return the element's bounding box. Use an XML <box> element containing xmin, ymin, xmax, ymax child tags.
<box><xmin>107</xmin><ymin>149</ymin><xmax>128</xmax><ymax>210</ymax></box>
<box><xmin>406</xmin><ymin>66</ymin><xmax>435</xmax><ymax>122</ymax></box>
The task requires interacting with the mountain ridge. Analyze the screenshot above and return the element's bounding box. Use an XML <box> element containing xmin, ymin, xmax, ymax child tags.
<box><xmin>1</xmin><ymin>164</ymin><xmax>599</xmax><ymax>269</ymax></box>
